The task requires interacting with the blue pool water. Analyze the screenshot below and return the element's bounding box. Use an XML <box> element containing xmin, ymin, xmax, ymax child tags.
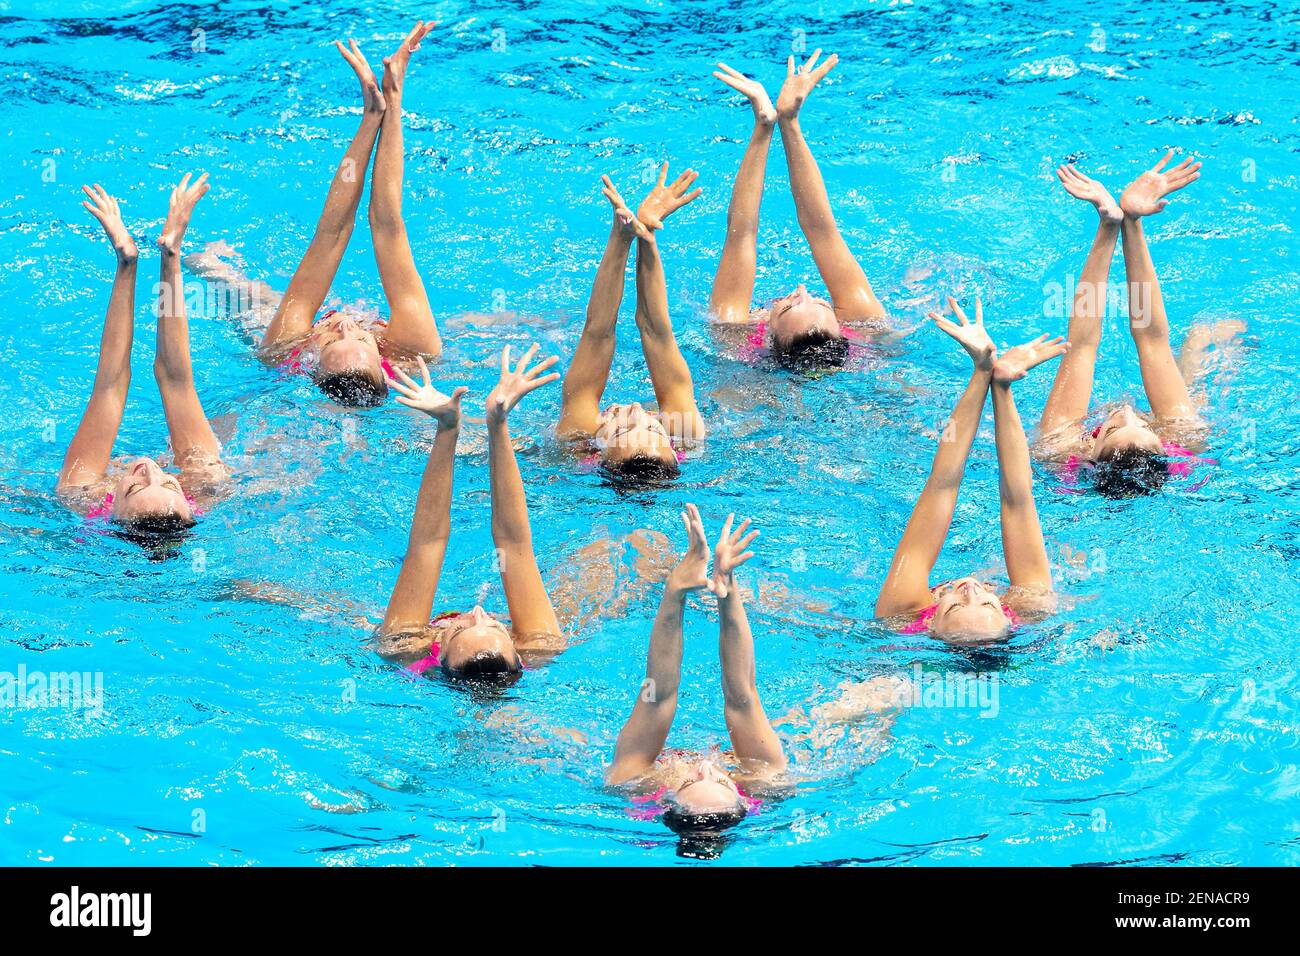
<box><xmin>2</xmin><ymin>0</ymin><xmax>1299</xmax><ymax>865</ymax></box>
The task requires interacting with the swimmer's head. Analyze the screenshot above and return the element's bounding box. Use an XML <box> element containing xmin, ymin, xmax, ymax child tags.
<box><xmin>595</xmin><ymin>403</ymin><xmax>680</xmax><ymax>484</ymax></box>
<box><xmin>768</xmin><ymin>285</ymin><xmax>846</xmax><ymax>367</ymax></box>
<box><xmin>662</xmin><ymin>760</ymin><xmax>748</xmax><ymax>836</ymax></box>
<box><xmin>433</xmin><ymin>606</ymin><xmax>522</xmax><ymax>685</ymax></box>
<box><xmin>111</xmin><ymin>458</ymin><xmax>197</xmax><ymax>530</ymax></box>
<box><xmin>929</xmin><ymin>578</ymin><xmax>1010</xmax><ymax>645</ymax></box>
<box><xmin>1091</xmin><ymin>406</ymin><xmax>1169</xmax><ymax>498</ymax></box>
<box><xmin>314</xmin><ymin>315</ymin><xmax>388</xmax><ymax>407</ymax></box>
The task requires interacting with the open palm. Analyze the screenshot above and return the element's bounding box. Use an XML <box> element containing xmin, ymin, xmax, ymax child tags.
<box><xmin>389</xmin><ymin>356</ymin><xmax>467</xmax><ymax>428</ymax></box>
<box><xmin>993</xmin><ymin>334</ymin><xmax>1070</xmax><ymax>383</ymax></box>
<box><xmin>776</xmin><ymin>49</ymin><xmax>837</xmax><ymax>121</ymax></box>
<box><xmin>1120</xmin><ymin>151</ymin><xmax>1201</xmax><ymax>218</ymax></box>
<box><xmin>636</xmin><ymin>162</ymin><xmax>702</xmax><ymax>232</ymax></box>
<box><xmin>929</xmin><ymin>296</ymin><xmax>995</xmax><ymax>371</ymax></box>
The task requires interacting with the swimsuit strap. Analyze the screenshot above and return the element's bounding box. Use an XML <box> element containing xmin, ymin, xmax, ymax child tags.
<box><xmin>84</xmin><ymin>491</ymin><xmax>114</xmax><ymax>522</ymax></box>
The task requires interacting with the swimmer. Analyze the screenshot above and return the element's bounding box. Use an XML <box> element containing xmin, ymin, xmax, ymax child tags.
<box><xmin>57</xmin><ymin>176</ymin><xmax>228</xmax><ymax>545</ymax></box>
<box><xmin>556</xmin><ymin>168</ymin><xmax>705</xmax><ymax>483</ymax></box>
<box><xmin>377</xmin><ymin>344</ymin><xmax>564</xmax><ymax>684</ymax></box>
<box><xmin>186</xmin><ymin>21</ymin><xmax>443</xmax><ymax>407</ymax></box>
<box><xmin>1037</xmin><ymin>154</ymin><xmax>1245</xmax><ymax>497</ymax></box>
<box><xmin>605</xmin><ymin>505</ymin><xmax>783</xmax><ymax>839</ymax></box>
<box><xmin>876</xmin><ymin>298</ymin><xmax>1066</xmax><ymax>644</ymax></box>
<box><xmin>708</xmin><ymin>52</ymin><xmax>887</xmax><ymax>368</ymax></box>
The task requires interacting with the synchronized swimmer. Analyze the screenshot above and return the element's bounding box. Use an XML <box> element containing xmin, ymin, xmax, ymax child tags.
<box><xmin>53</xmin><ymin>21</ymin><xmax>1243</xmax><ymax>845</ymax></box>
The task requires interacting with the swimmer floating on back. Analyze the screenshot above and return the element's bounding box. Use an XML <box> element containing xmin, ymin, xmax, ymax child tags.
<box><xmin>605</xmin><ymin>505</ymin><xmax>783</xmax><ymax>839</ymax></box>
<box><xmin>1036</xmin><ymin>153</ymin><xmax>1245</xmax><ymax>497</ymax></box>
<box><xmin>708</xmin><ymin>52</ymin><xmax>888</xmax><ymax>368</ymax></box>
<box><xmin>556</xmin><ymin>169</ymin><xmax>706</xmax><ymax>484</ymax></box>
<box><xmin>875</xmin><ymin>299</ymin><xmax>1065</xmax><ymax>644</ymax></box>
<box><xmin>188</xmin><ymin>21</ymin><xmax>443</xmax><ymax>407</ymax></box>
<box><xmin>378</xmin><ymin>344</ymin><xmax>564</xmax><ymax>685</ymax></box>
<box><xmin>57</xmin><ymin>175</ymin><xmax>228</xmax><ymax>546</ymax></box>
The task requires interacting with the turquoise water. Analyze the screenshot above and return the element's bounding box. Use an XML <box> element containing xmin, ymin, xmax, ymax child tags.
<box><xmin>2</xmin><ymin>0</ymin><xmax>1298</xmax><ymax>865</ymax></box>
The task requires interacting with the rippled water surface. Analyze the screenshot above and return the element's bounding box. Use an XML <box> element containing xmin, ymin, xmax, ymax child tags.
<box><xmin>2</xmin><ymin>0</ymin><xmax>1299</xmax><ymax>865</ymax></box>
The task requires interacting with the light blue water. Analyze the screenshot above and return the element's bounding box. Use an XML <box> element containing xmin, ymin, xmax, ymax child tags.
<box><xmin>2</xmin><ymin>0</ymin><xmax>1298</xmax><ymax>865</ymax></box>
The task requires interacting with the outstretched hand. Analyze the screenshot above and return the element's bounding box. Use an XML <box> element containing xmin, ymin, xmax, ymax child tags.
<box><xmin>929</xmin><ymin>296</ymin><xmax>995</xmax><ymax>371</ymax></box>
<box><xmin>776</xmin><ymin>49</ymin><xmax>837</xmax><ymax>122</ymax></box>
<box><xmin>158</xmin><ymin>172</ymin><xmax>209</xmax><ymax>255</ymax></box>
<box><xmin>601</xmin><ymin>175</ymin><xmax>651</xmax><ymax>240</ymax></box>
<box><xmin>711</xmin><ymin>513</ymin><xmax>759</xmax><ymax>599</ymax></box>
<box><xmin>713</xmin><ymin>62</ymin><xmax>776</xmax><ymax>126</ymax></box>
<box><xmin>81</xmin><ymin>184</ymin><xmax>137</xmax><ymax>264</ymax></box>
<box><xmin>336</xmin><ymin>38</ymin><xmax>384</xmax><ymax>115</ymax></box>
<box><xmin>993</xmin><ymin>334</ymin><xmax>1070</xmax><ymax>384</ymax></box>
<box><xmin>485</xmin><ymin>343</ymin><xmax>560</xmax><ymax>425</ymax></box>
<box><xmin>382</xmin><ymin>19</ymin><xmax>436</xmax><ymax>92</ymax></box>
<box><xmin>668</xmin><ymin>503</ymin><xmax>715</xmax><ymax>595</ymax></box>
<box><xmin>389</xmin><ymin>355</ymin><xmax>468</xmax><ymax>428</ymax></box>
<box><xmin>1119</xmin><ymin>150</ymin><xmax>1202</xmax><ymax>219</ymax></box>
<box><xmin>636</xmin><ymin>162</ymin><xmax>702</xmax><ymax>233</ymax></box>
<box><xmin>1055</xmin><ymin>164</ymin><xmax>1121</xmax><ymax>224</ymax></box>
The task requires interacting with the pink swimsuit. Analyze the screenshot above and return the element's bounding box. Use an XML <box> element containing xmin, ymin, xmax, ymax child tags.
<box><xmin>83</xmin><ymin>489</ymin><xmax>203</xmax><ymax>523</ymax></box>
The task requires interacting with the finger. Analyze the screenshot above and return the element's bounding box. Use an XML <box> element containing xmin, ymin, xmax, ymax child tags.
<box><xmin>930</xmin><ymin>314</ymin><xmax>960</xmax><ymax>336</ymax></box>
<box><xmin>394</xmin><ymin>395</ymin><xmax>422</xmax><ymax>409</ymax></box>
<box><xmin>802</xmin><ymin>49</ymin><xmax>822</xmax><ymax>73</ymax></box>
<box><xmin>515</xmin><ymin>342</ymin><xmax>540</xmax><ymax>375</ymax></box>
<box><xmin>717</xmin><ymin>512</ymin><xmax>735</xmax><ymax>551</ymax></box>
<box><xmin>417</xmin><ymin>354</ymin><xmax>431</xmax><ymax>388</ymax></box>
<box><xmin>681</xmin><ymin>511</ymin><xmax>692</xmax><ymax>544</ymax></box>
<box><xmin>731</xmin><ymin>517</ymin><xmax>752</xmax><ymax>543</ymax></box>
<box><xmin>522</xmin><ymin>372</ymin><xmax>561</xmax><ymax>392</ymax></box>
<box><xmin>786</xmin><ymin>55</ymin><xmax>795</xmax><ymax>78</ymax></box>
<box><xmin>713</xmin><ymin>72</ymin><xmax>743</xmax><ymax>92</ymax></box>
<box><xmin>679</xmin><ymin>187</ymin><xmax>703</xmax><ymax>206</ymax></box>
<box><xmin>525</xmin><ymin>354</ymin><xmax>559</xmax><ymax>378</ymax></box>
<box><xmin>670</xmin><ymin>168</ymin><xmax>698</xmax><ymax>193</ymax></box>
<box><xmin>946</xmin><ymin>296</ymin><xmax>969</xmax><ymax>326</ymax></box>
<box><xmin>716</xmin><ymin>62</ymin><xmax>744</xmax><ymax>79</ymax></box>
<box><xmin>450</xmin><ymin>386</ymin><xmax>469</xmax><ymax>405</ymax></box>
<box><xmin>736</xmin><ymin>530</ymin><xmax>759</xmax><ymax>553</ymax></box>
<box><xmin>193</xmin><ymin>171</ymin><xmax>210</xmax><ymax>193</ymax></box>
<box><xmin>334</xmin><ymin>39</ymin><xmax>353</xmax><ymax>63</ymax></box>
<box><xmin>392</xmin><ymin>364</ymin><xmax>418</xmax><ymax>389</ymax></box>
<box><xmin>178</xmin><ymin>172</ymin><xmax>192</xmax><ymax>192</ymax></box>
<box><xmin>733</xmin><ymin>551</ymin><xmax>755</xmax><ymax>567</ymax></box>
<box><xmin>811</xmin><ymin>52</ymin><xmax>838</xmax><ymax>81</ymax></box>
<box><xmin>975</xmin><ymin>297</ymin><xmax>983</xmax><ymax>326</ymax></box>
<box><xmin>656</xmin><ymin>161</ymin><xmax>668</xmax><ymax>187</ymax></box>
<box><xmin>81</xmin><ymin>200</ymin><xmax>105</xmax><ymax>222</ymax></box>
<box><xmin>500</xmin><ymin>345</ymin><xmax>511</xmax><ymax>377</ymax></box>
<box><xmin>1153</xmin><ymin>149</ymin><xmax>1174</xmax><ymax>173</ymax></box>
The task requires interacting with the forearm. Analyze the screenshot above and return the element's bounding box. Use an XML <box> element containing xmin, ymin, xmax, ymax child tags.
<box><xmin>1121</xmin><ymin>217</ymin><xmax>1170</xmax><ymax>342</ymax></box>
<box><xmin>320</xmin><ymin>113</ymin><xmax>383</xmax><ymax>239</ymax></box>
<box><xmin>992</xmin><ymin>382</ymin><xmax>1034</xmax><ymax>509</ymax></box>
<box><xmin>488</xmin><ymin>418</ymin><xmax>533</xmax><ymax>549</ymax></box>
<box><xmin>408</xmin><ymin>423</ymin><xmax>459</xmax><ymax>548</ymax></box>
<box><xmin>94</xmin><ymin>260</ymin><xmax>138</xmax><ymax>396</ymax></box>
<box><xmin>718</xmin><ymin>588</ymin><xmax>757</xmax><ymax>706</ymax></box>
<box><xmin>727</xmin><ymin>122</ymin><xmax>773</xmax><ymax>235</ymax></box>
<box><xmin>929</xmin><ymin>369</ymin><xmax>992</xmax><ymax>490</ymax></box>
<box><xmin>369</xmin><ymin>90</ymin><xmax>404</xmax><ymax>231</ymax></box>
<box><xmin>634</xmin><ymin>234</ymin><xmax>671</xmax><ymax>337</ymax></box>
<box><xmin>154</xmin><ymin>251</ymin><xmax>195</xmax><ymax>386</ymax></box>
<box><xmin>644</xmin><ymin>585</ymin><xmax>687</xmax><ymax>702</ymax></box>
<box><xmin>585</xmin><ymin>227</ymin><xmax>633</xmax><ymax>338</ymax></box>
<box><xmin>779</xmin><ymin>117</ymin><xmax>835</xmax><ymax>235</ymax></box>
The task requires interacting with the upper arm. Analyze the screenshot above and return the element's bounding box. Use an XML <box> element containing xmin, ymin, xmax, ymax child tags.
<box><xmin>382</xmin><ymin>539</ymin><xmax>451</xmax><ymax>636</ymax></box>
<box><xmin>500</xmin><ymin>541</ymin><xmax>562</xmax><ymax>644</ymax></box>
<box><xmin>874</xmin><ymin>483</ymin><xmax>952</xmax><ymax>618</ymax></box>
<box><xmin>58</xmin><ymin>389</ymin><xmax>126</xmax><ymax>490</ymax></box>
<box><xmin>806</xmin><ymin>228</ymin><xmax>882</xmax><ymax>323</ymax></box>
<box><xmin>606</xmin><ymin>692</ymin><xmax>676</xmax><ymax>786</ymax></box>
<box><xmin>1135</xmin><ymin>340</ymin><xmax>1198</xmax><ymax>421</ymax></box>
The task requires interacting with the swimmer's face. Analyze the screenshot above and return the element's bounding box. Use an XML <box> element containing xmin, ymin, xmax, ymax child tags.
<box><xmin>316</xmin><ymin>315</ymin><xmax>383</xmax><ymax>378</ymax></box>
<box><xmin>433</xmin><ymin>606</ymin><xmax>519</xmax><ymax>672</ymax></box>
<box><xmin>111</xmin><ymin>458</ymin><xmax>194</xmax><ymax>525</ymax></box>
<box><xmin>595</xmin><ymin>403</ymin><xmax>677</xmax><ymax>469</ymax></box>
<box><xmin>930</xmin><ymin>578</ymin><xmax>1008</xmax><ymax>644</ymax></box>
<box><xmin>1092</xmin><ymin>405</ymin><xmax>1163</xmax><ymax>460</ymax></box>
<box><xmin>767</xmin><ymin>284</ymin><xmax>841</xmax><ymax>349</ymax></box>
<box><xmin>672</xmin><ymin>761</ymin><xmax>745</xmax><ymax>816</ymax></box>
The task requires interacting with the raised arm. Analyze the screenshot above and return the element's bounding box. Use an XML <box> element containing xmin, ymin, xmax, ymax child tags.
<box><xmin>486</xmin><ymin>344</ymin><xmax>563</xmax><ymax>643</ymax></box>
<box><xmin>155</xmin><ymin>173</ymin><xmax>223</xmax><ymax>477</ymax></box>
<box><xmin>712</xmin><ymin>513</ymin><xmax>785</xmax><ymax>772</ymax></box>
<box><xmin>58</xmin><ymin>186</ymin><xmax>139</xmax><ymax>491</ymax></box>
<box><xmin>260</xmin><ymin>40</ymin><xmax>385</xmax><ymax>356</ymax></box>
<box><xmin>380</xmin><ymin>357</ymin><xmax>467</xmax><ymax>639</ymax></box>
<box><xmin>607</xmin><ymin>504</ymin><xmax>713</xmax><ymax>786</ymax></box>
<box><xmin>370</xmin><ymin>20</ymin><xmax>443</xmax><ymax>358</ymax></box>
<box><xmin>557</xmin><ymin>177</ymin><xmax>641</xmax><ymax>437</ymax></box>
<box><xmin>708</xmin><ymin>64</ymin><xmax>775</xmax><ymax>324</ymax></box>
<box><xmin>1119</xmin><ymin>152</ymin><xmax>1203</xmax><ymax>421</ymax></box>
<box><xmin>992</xmin><ymin>335</ymin><xmax>1069</xmax><ymax>592</ymax></box>
<box><xmin>776</xmin><ymin>51</ymin><xmax>883</xmax><ymax>323</ymax></box>
<box><xmin>1038</xmin><ymin>165</ymin><xmax>1121</xmax><ymax>438</ymax></box>
<box><xmin>875</xmin><ymin>298</ymin><xmax>993</xmax><ymax>617</ymax></box>
<box><xmin>634</xmin><ymin>165</ymin><xmax>705</xmax><ymax>443</ymax></box>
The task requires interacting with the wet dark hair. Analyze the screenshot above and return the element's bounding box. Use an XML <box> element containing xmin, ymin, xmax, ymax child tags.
<box><xmin>770</xmin><ymin>329</ymin><xmax>849</xmax><ymax>370</ymax></box>
<box><xmin>315</xmin><ymin>369</ymin><xmax>388</xmax><ymax>407</ymax></box>
<box><xmin>601</xmin><ymin>453</ymin><xmax>681</xmax><ymax>489</ymax></box>
<box><xmin>665</xmin><ymin>806</ymin><xmax>748</xmax><ymax>837</ymax></box>
<box><xmin>1093</xmin><ymin>447</ymin><xmax>1169</xmax><ymax>499</ymax></box>
<box><xmin>113</xmin><ymin>512</ymin><xmax>196</xmax><ymax>560</ymax></box>
<box><xmin>442</xmin><ymin>650</ymin><xmax>523</xmax><ymax>689</ymax></box>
